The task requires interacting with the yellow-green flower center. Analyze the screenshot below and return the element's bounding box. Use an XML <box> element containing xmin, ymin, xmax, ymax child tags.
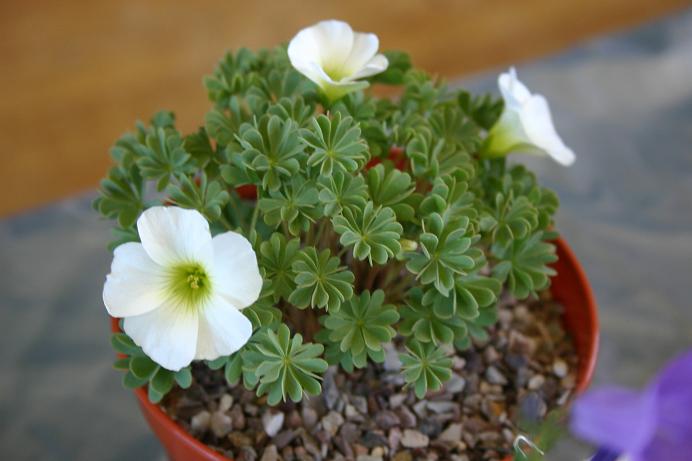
<box><xmin>323</xmin><ymin>63</ymin><xmax>347</xmax><ymax>82</ymax></box>
<box><xmin>167</xmin><ymin>262</ymin><xmax>212</xmax><ymax>309</ymax></box>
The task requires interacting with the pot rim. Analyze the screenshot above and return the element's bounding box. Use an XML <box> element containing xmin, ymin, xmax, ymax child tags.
<box><xmin>556</xmin><ymin>237</ymin><xmax>598</xmax><ymax>392</ymax></box>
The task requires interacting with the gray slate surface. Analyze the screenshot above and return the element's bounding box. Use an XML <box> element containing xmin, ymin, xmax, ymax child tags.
<box><xmin>1</xmin><ymin>10</ymin><xmax>691</xmax><ymax>460</ymax></box>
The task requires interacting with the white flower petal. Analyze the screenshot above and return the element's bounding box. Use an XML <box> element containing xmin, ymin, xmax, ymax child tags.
<box><xmin>137</xmin><ymin>207</ymin><xmax>212</xmax><ymax>266</ymax></box>
<box><xmin>310</xmin><ymin>20</ymin><xmax>355</xmax><ymax>72</ymax></box>
<box><xmin>341</xmin><ymin>32</ymin><xmax>379</xmax><ymax>76</ymax></box>
<box><xmin>288</xmin><ymin>20</ymin><xmax>387</xmax><ymax>100</ymax></box>
<box><xmin>520</xmin><ymin>95</ymin><xmax>576</xmax><ymax>166</ymax></box>
<box><xmin>288</xmin><ymin>20</ymin><xmax>353</xmax><ymax>79</ymax></box>
<box><xmin>348</xmin><ymin>54</ymin><xmax>389</xmax><ymax>81</ymax></box>
<box><xmin>124</xmin><ymin>304</ymin><xmax>199</xmax><ymax>371</ymax></box>
<box><xmin>485</xmin><ymin>68</ymin><xmax>575</xmax><ymax>166</ymax></box>
<box><xmin>498</xmin><ymin>67</ymin><xmax>532</xmax><ymax>110</ymax></box>
<box><xmin>484</xmin><ymin>109</ymin><xmax>532</xmax><ymax>155</ymax></box>
<box><xmin>210</xmin><ymin>231</ymin><xmax>262</xmax><ymax>309</ymax></box>
<box><xmin>103</xmin><ymin>242</ymin><xmax>166</xmax><ymax>318</ymax></box>
<box><xmin>287</xmin><ymin>29</ymin><xmax>322</xmax><ymax>78</ymax></box>
<box><xmin>195</xmin><ymin>296</ymin><xmax>253</xmax><ymax>361</ymax></box>
<box><xmin>305</xmin><ymin>61</ymin><xmax>339</xmax><ymax>87</ymax></box>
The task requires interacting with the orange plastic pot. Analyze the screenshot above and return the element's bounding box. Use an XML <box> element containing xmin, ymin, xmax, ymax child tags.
<box><xmin>111</xmin><ymin>237</ymin><xmax>598</xmax><ymax>460</ymax></box>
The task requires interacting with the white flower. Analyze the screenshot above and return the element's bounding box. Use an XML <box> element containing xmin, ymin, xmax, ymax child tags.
<box><xmin>483</xmin><ymin>68</ymin><xmax>575</xmax><ymax>166</ymax></box>
<box><xmin>288</xmin><ymin>19</ymin><xmax>388</xmax><ymax>101</ymax></box>
<box><xmin>103</xmin><ymin>206</ymin><xmax>261</xmax><ymax>371</ymax></box>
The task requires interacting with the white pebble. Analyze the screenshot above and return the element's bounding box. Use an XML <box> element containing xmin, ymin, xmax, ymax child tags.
<box><xmin>528</xmin><ymin>374</ymin><xmax>545</xmax><ymax>390</ymax></box>
<box><xmin>190</xmin><ymin>410</ymin><xmax>210</xmax><ymax>433</ymax></box>
<box><xmin>262</xmin><ymin>411</ymin><xmax>285</xmax><ymax>437</ymax></box>
<box><xmin>553</xmin><ymin>359</ymin><xmax>568</xmax><ymax>378</ymax></box>
<box><xmin>219</xmin><ymin>393</ymin><xmax>233</xmax><ymax>412</ymax></box>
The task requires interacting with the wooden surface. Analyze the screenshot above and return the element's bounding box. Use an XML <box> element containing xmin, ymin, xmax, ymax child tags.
<box><xmin>0</xmin><ymin>0</ymin><xmax>689</xmax><ymax>216</ymax></box>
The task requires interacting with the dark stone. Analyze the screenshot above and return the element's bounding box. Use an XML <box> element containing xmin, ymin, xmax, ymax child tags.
<box><xmin>518</xmin><ymin>392</ymin><xmax>547</xmax><ymax>423</ymax></box>
<box><xmin>362</xmin><ymin>430</ymin><xmax>388</xmax><ymax>448</ymax></box>
<box><xmin>419</xmin><ymin>419</ymin><xmax>442</xmax><ymax>438</ymax></box>
<box><xmin>375</xmin><ymin>410</ymin><xmax>400</xmax><ymax>430</ymax></box>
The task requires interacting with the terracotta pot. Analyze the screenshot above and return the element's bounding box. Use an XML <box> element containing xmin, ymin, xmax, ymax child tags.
<box><xmin>110</xmin><ymin>237</ymin><xmax>598</xmax><ymax>460</ymax></box>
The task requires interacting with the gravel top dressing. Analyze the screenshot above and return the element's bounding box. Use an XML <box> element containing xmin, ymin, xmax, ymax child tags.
<box><xmin>162</xmin><ymin>291</ymin><xmax>577</xmax><ymax>461</ymax></box>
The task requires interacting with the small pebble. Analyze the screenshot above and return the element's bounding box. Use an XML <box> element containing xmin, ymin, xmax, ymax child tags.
<box><xmin>260</xmin><ymin>445</ymin><xmax>279</xmax><ymax>461</ymax></box>
<box><xmin>287</xmin><ymin>410</ymin><xmax>302</xmax><ymax>428</ymax></box>
<box><xmin>392</xmin><ymin>451</ymin><xmax>412</xmax><ymax>461</ymax></box>
<box><xmin>483</xmin><ymin>346</ymin><xmax>501</xmax><ymax>363</ymax></box>
<box><xmin>345</xmin><ymin>404</ymin><xmax>364</xmax><ymax>422</ymax></box>
<box><xmin>427</xmin><ymin>401</ymin><xmax>457</xmax><ymax>414</ymax></box>
<box><xmin>419</xmin><ymin>419</ymin><xmax>442</xmax><ymax>437</ymax></box>
<box><xmin>518</xmin><ymin>392</ymin><xmax>548</xmax><ymax>423</ymax></box>
<box><xmin>396</xmin><ymin>405</ymin><xmax>417</xmax><ymax>428</ymax></box>
<box><xmin>528</xmin><ymin>374</ymin><xmax>546</xmax><ymax>390</ymax></box>
<box><xmin>412</xmin><ymin>400</ymin><xmax>428</xmax><ymax>417</ymax></box>
<box><xmin>389</xmin><ymin>393</ymin><xmax>407</xmax><ymax>408</ymax></box>
<box><xmin>553</xmin><ymin>359</ymin><xmax>568</xmax><ymax>378</ymax></box>
<box><xmin>323</xmin><ymin>369</ymin><xmax>341</xmax><ymax>410</ymax></box>
<box><xmin>383</xmin><ymin>343</ymin><xmax>403</xmax><ymax>371</ymax></box>
<box><xmin>445</xmin><ymin>374</ymin><xmax>466</xmax><ymax>394</ymax></box>
<box><xmin>341</xmin><ymin>422</ymin><xmax>360</xmax><ymax>443</ymax></box>
<box><xmin>228</xmin><ymin>431</ymin><xmax>252</xmax><ymax>448</ymax></box>
<box><xmin>388</xmin><ymin>427</ymin><xmax>402</xmax><ymax>451</ymax></box>
<box><xmin>437</xmin><ymin>423</ymin><xmax>463</xmax><ymax>444</ymax></box>
<box><xmin>502</xmin><ymin>428</ymin><xmax>515</xmax><ymax>444</ymax></box>
<box><xmin>485</xmin><ymin>366</ymin><xmax>508</xmax><ymax>385</ymax></box>
<box><xmin>238</xmin><ymin>446</ymin><xmax>258</xmax><ymax>461</ymax></box>
<box><xmin>350</xmin><ymin>395</ymin><xmax>368</xmax><ymax>414</ymax></box>
<box><xmin>219</xmin><ymin>393</ymin><xmax>234</xmax><ymax>412</ymax></box>
<box><xmin>354</xmin><ymin>444</ymin><xmax>369</xmax><ymax>456</ymax></box>
<box><xmin>371</xmin><ymin>446</ymin><xmax>386</xmax><ymax>458</ymax></box>
<box><xmin>321</xmin><ymin>410</ymin><xmax>344</xmax><ymax>436</ymax></box>
<box><xmin>210</xmin><ymin>411</ymin><xmax>232</xmax><ymax>438</ymax></box>
<box><xmin>190</xmin><ymin>410</ymin><xmax>211</xmax><ymax>433</ymax></box>
<box><xmin>401</xmin><ymin>429</ymin><xmax>429</xmax><ymax>448</ymax></box>
<box><xmin>301</xmin><ymin>407</ymin><xmax>318</xmax><ymax>428</ymax></box>
<box><xmin>375</xmin><ymin>410</ymin><xmax>400</xmax><ymax>429</ymax></box>
<box><xmin>452</xmin><ymin>356</ymin><xmax>466</xmax><ymax>371</ymax></box>
<box><xmin>273</xmin><ymin>429</ymin><xmax>297</xmax><ymax>449</ymax></box>
<box><xmin>261</xmin><ymin>411</ymin><xmax>284</xmax><ymax>437</ymax></box>
<box><xmin>230</xmin><ymin>405</ymin><xmax>246</xmax><ymax>430</ymax></box>
<box><xmin>363</xmin><ymin>430</ymin><xmax>388</xmax><ymax>448</ymax></box>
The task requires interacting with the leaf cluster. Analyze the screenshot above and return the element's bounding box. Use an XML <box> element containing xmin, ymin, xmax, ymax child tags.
<box><xmin>100</xmin><ymin>46</ymin><xmax>562</xmax><ymax>404</ymax></box>
<box><xmin>111</xmin><ymin>332</ymin><xmax>193</xmax><ymax>403</ymax></box>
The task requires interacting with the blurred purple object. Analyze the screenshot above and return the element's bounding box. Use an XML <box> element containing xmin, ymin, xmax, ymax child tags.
<box><xmin>591</xmin><ymin>447</ymin><xmax>621</xmax><ymax>461</ymax></box>
<box><xmin>572</xmin><ymin>350</ymin><xmax>692</xmax><ymax>461</ymax></box>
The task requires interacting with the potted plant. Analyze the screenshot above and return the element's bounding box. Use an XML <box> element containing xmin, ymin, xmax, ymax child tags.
<box><xmin>97</xmin><ymin>19</ymin><xmax>597</xmax><ymax>461</ymax></box>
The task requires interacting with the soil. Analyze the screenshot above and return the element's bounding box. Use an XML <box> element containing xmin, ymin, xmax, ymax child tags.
<box><xmin>161</xmin><ymin>290</ymin><xmax>578</xmax><ymax>461</ymax></box>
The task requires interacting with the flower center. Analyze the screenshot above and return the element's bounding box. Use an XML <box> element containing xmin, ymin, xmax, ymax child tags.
<box><xmin>167</xmin><ymin>262</ymin><xmax>212</xmax><ymax>309</ymax></box>
<box><xmin>323</xmin><ymin>63</ymin><xmax>347</xmax><ymax>81</ymax></box>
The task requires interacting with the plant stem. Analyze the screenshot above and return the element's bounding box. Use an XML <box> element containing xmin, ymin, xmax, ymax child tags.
<box><xmin>313</xmin><ymin>219</ymin><xmax>327</xmax><ymax>248</ymax></box>
<box><xmin>249</xmin><ymin>203</ymin><xmax>260</xmax><ymax>233</ymax></box>
<box><xmin>380</xmin><ymin>262</ymin><xmax>401</xmax><ymax>289</ymax></box>
<box><xmin>226</xmin><ymin>194</ymin><xmax>244</xmax><ymax>228</ymax></box>
<box><xmin>364</xmin><ymin>264</ymin><xmax>381</xmax><ymax>291</ymax></box>
<box><xmin>219</xmin><ymin>213</ymin><xmax>234</xmax><ymax>231</ymax></box>
<box><xmin>387</xmin><ymin>271</ymin><xmax>415</xmax><ymax>301</ymax></box>
<box><xmin>305</xmin><ymin>221</ymin><xmax>315</xmax><ymax>246</ymax></box>
<box><xmin>338</xmin><ymin>246</ymin><xmax>350</xmax><ymax>259</ymax></box>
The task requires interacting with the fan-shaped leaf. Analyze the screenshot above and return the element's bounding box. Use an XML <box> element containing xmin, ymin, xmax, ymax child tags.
<box><xmin>289</xmin><ymin>248</ymin><xmax>355</xmax><ymax>311</ymax></box>
<box><xmin>242</xmin><ymin>324</ymin><xmax>328</xmax><ymax>405</ymax></box>
<box><xmin>332</xmin><ymin>202</ymin><xmax>403</xmax><ymax>265</ymax></box>
<box><xmin>302</xmin><ymin>112</ymin><xmax>368</xmax><ymax>176</ymax></box>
